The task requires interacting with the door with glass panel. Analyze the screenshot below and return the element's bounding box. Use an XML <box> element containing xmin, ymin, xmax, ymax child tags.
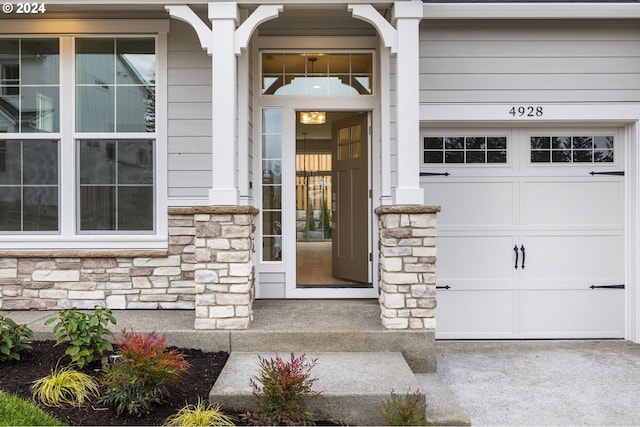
<box><xmin>295</xmin><ymin>112</ymin><xmax>370</xmax><ymax>287</ymax></box>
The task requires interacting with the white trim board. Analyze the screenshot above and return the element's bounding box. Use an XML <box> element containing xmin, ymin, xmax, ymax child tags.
<box><xmin>422</xmin><ymin>3</ymin><xmax>640</xmax><ymax>20</ymax></box>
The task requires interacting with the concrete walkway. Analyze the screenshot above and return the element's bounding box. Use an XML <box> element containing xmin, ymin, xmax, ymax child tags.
<box><xmin>4</xmin><ymin>308</ymin><xmax>640</xmax><ymax>425</ymax></box>
<box><xmin>433</xmin><ymin>340</ymin><xmax>640</xmax><ymax>426</ymax></box>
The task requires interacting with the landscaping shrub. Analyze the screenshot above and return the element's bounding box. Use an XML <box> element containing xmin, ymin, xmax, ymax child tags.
<box><xmin>380</xmin><ymin>390</ymin><xmax>427</xmax><ymax>426</ymax></box>
<box><xmin>243</xmin><ymin>352</ymin><xmax>320</xmax><ymax>426</ymax></box>
<box><xmin>45</xmin><ymin>306</ymin><xmax>117</xmax><ymax>368</ymax></box>
<box><xmin>99</xmin><ymin>329</ymin><xmax>190</xmax><ymax>416</ymax></box>
<box><xmin>0</xmin><ymin>390</ymin><xmax>64</xmax><ymax>426</ymax></box>
<box><xmin>0</xmin><ymin>315</ymin><xmax>33</xmax><ymax>362</ymax></box>
<box><xmin>164</xmin><ymin>398</ymin><xmax>235</xmax><ymax>426</ymax></box>
<box><xmin>31</xmin><ymin>364</ymin><xmax>100</xmax><ymax>407</ymax></box>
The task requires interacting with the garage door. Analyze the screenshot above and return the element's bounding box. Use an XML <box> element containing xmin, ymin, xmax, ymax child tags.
<box><xmin>421</xmin><ymin>128</ymin><xmax>625</xmax><ymax>339</ymax></box>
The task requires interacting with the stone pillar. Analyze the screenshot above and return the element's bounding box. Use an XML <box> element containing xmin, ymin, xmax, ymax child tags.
<box><xmin>178</xmin><ymin>206</ymin><xmax>259</xmax><ymax>330</ymax></box>
<box><xmin>375</xmin><ymin>205</ymin><xmax>440</xmax><ymax>330</ymax></box>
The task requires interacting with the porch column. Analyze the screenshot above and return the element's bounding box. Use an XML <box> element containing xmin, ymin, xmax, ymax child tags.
<box><xmin>209</xmin><ymin>3</ymin><xmax>240</xmax><ymax>205</ymax></box>
<box><xmin>392</xmin><ymin>1</ymin><xmax>424</xmax><ymax>205</ymax></box>
<box><xmin>375</xmin><ymin>206</ymin><xmax>440</xmax><ymax>330</ymax></box>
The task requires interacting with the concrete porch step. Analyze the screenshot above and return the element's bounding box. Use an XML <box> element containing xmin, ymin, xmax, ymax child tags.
<box><xmin>211</xmin><ymin>351</ymin><xmax>471</xmax><ymax>426</ymax></box>
<box><xmin>210</xmin><ymin>351</ymin><xmax>424</xmax><ymax>426</ymax></box>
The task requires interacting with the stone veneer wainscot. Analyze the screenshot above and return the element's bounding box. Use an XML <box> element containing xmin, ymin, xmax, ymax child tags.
<box><xmin>0</xmin><ymin>206</ymin><xmax>258</xmax><ymax>330</ymax></box>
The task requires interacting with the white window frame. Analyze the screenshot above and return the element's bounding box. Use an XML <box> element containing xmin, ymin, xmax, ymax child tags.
<box><xmin>0</xmin><ymin>22</ymin><xmax>168</xmax><ymax>250</ymax></box>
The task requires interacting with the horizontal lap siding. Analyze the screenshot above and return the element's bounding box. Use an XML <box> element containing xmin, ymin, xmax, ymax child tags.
<box><xmin>419</xmin><ymin>20</ymin><xmax>640</xmax><ymax>103</ymax></box>
<box><xmin>168</xmin><ymin>19</ymin><xmax>212</xmax><ymax>199</ymax></box>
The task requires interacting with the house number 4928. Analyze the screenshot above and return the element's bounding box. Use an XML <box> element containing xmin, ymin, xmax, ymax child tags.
<box><xmin>509</xmin><ymin>106</ymin><xmax>543</xmax><ymax>117</ymax></box>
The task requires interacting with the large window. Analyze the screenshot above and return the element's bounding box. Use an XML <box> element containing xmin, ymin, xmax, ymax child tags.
<box><xmin>76</xmin><ymin>38</ymin><xmax>156</xmax><ymax>233</ymax></box>
<box><xmin>0</xmin><ymin>35</ymin><xmax>157</xmax><ymax>237</ymax></box>
<box><xmin>0</xmin><ymin>38</ymin><xmax>60</xmax><ymax>232</ymax></box>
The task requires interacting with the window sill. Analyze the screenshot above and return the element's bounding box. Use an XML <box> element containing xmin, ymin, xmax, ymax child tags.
<box><xmin>0</xmin><ymin>235</ymin><xmax>168</xmax><ymax>255</ymax></box>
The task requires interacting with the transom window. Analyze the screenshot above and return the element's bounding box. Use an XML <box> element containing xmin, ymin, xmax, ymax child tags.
<box><xmin>423</xmin><ymin>136</ymin><xmax>507</xmax><ymax>164</ymax></box>
<box><xmin>530</xmin><ymin>136</ymin><xmax>614</xmax><ymax>163</ymax></box>
<box><xmin>262</xmin><ymin>52</ymin><xmax>373</xmax><ymax>96</ymax></box>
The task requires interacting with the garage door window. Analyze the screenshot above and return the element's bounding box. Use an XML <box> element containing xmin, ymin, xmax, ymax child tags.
<box><xmin>530</xmin><ymin>136</ymin><xmax>614</xmax><ymax>163</ymax></box>
<box><xmin>423</xmin><ymin>136</ymin><xmax>507</xmax><ymax>164</ymax></box>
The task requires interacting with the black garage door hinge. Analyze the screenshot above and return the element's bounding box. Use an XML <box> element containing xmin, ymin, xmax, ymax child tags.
<box><xmin>589</xmin><ymin>171</ymin><xmax>624</xmax><ymax>176</ymax></box>
<box><xmin>420</xmin><ymin>172</ymin><xmax>450</xmax><ymax>177</ymax></box>
<box><xmin>590</xmin><ymin>284</ymin><xmax>625</xmax><ymax>290</ymax></box>
<box><xmin>436</xmin><ymin>285</ymin><xmax>451</xmax><ymax>290</ymax></box>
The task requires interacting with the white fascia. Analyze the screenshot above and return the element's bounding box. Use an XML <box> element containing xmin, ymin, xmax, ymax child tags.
<box><xmin>423</xmin><ymin>2</ymin><xmax>640</xmax><ymax>20</ymax></box>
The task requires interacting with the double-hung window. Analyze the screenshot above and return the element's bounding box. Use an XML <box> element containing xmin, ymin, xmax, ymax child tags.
<box><xmin>0</xmin><ymin>34</ymin><xmax>161</xmax><ymax>247</ymax></box>
<box><xmin>76</xmin><ymin>38</ymin><xmax>156</xmax><ymax>232</ymax></box>
<box><xmin>0</xmin><ymin>38</ymin><xmax>60</xmax><ymax>232</ymax></box>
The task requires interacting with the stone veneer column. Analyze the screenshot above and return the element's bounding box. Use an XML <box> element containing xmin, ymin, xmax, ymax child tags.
<box><xmin>374</xmin><ymin>205</ymin><xmax>441</xmax><ymax>330</ymax></box>
<box><xmin>170</xmin><ymin>206</ymin><xmax>259</xmax><ymax>330</ymax></box>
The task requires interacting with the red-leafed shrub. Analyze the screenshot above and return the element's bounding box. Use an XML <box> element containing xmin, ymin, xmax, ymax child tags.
<box><xmin>243</xmin><ymin>352</ymin><xmax>320</xmax><ymax>426</ymax></box>
<box><xmin>99</xmin><ymin>329</ymin><xmax>190</xmax><ymax>416</ymax></box>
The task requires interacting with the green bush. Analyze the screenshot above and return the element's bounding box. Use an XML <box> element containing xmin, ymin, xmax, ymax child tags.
<box><xmin>0</xmin><ymin>315</ymin><xmax>33</xmax><ymax>362</ymax></box>
<box><xmin>164</xmin><ymin>398</ymin><xmax>235</xmax><ymax>426</ymax></box>
<box><xmin>0</xmin><ymin>390</ymin><xmax>64</xmax><ymax>426</ymax></box>
<box><xmin>99</xmin><ymin>329</ymin><xmax>190</xmax><ymax>416</ymax></box>
<box><xmin>380</xmin><ymin>390</ymin><xmax>427</xmax><ymax>426</ymax></box>
<box><xmin>243</xmin><ymin>352</ymin><xmax>320</xmax><ymax>426</ymax></box>
<box><xmin>31</xmin><ymin>364</ymin><xmax>100</xmax><ymax>407</ymax></box>
<box><xmin>45</xmin><ymin>306</ymin><xmax>116</xmax><ymax>368</ymax></box>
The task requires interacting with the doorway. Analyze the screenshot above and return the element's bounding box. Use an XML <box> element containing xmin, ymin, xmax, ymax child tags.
<box><xmin>295</xmin><ymin>111</ymin><xmax>371</xmax><ymax>288</ymax></box>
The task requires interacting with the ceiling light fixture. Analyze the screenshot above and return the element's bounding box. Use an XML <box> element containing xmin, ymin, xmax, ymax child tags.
<box><xmin>300</xmin><ymin>111</ymin><xmax>326</xmax><ymax>125</ymax></box>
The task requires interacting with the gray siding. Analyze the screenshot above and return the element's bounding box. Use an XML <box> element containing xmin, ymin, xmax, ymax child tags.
<box><xmin>419</xmin><ymin>19</ymin><xmax>640</xmax><ymax>103</ymax></box>
<box><xmin>167</xmin><ymin>19</ymin><xmax>212</xmax><ymax>199</ymax></box>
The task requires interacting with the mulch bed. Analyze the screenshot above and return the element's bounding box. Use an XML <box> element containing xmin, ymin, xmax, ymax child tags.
<box><xmin>0</xmin><ymin>340</ymin><xmax>232</xmax><ymax>426</ymax></box>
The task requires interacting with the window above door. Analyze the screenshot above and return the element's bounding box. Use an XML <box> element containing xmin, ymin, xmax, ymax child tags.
<box><xmin>261</xmin><ymin>51</ymin><xmax>373</xmax><ymax>96</ymax></box>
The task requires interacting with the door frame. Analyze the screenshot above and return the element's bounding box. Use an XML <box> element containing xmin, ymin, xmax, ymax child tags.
<box><xmin>285</xmin><ymin>108</ymin><xmax>376</xmax><ymax>298</ymax></box>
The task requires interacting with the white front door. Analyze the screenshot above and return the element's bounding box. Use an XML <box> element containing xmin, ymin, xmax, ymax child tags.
<box><xmin>422</xmin><ymin>128</ymin><xmax>625</xmax><ymax>338</ymax></box>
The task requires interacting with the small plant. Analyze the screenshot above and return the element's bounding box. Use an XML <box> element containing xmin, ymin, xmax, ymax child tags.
<box><xmin>164</xmin><ymin>398</ymin><xmax>235</xmax><ymax>426</ymax></box>
<box><xmin>31</xmin><ymin>364</ymin><xmax>100</xmax><ymax>407</ymax></box>
<box><xmin>243</xmin><ymin>352</ymin><xmax>320</xmax><ymax>426</ymax></box>
<box><xmin>0</xmin><ymin>315</ymin><xmax>33</xmax><ymax>362</ymax></box>
<box><xmin>45</xmin><ymin>306</ymin><xmax>117</xmax><ymax>368</ymax></box>
<box><xmin>99</xmin><ymin>329</ymin><xmax>190</xmax><ymax>416</ymax></box>
<box><xmin>380</xmin><ymin>390</ymin><xmax>427</xmax><ymax>426</ymax></box>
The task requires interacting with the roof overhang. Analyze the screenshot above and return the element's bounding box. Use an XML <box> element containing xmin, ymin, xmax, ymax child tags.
<box><xmin>423</xmin><ymin>2</ymin><xmax>640</xmax><ymax>19</ymax></box>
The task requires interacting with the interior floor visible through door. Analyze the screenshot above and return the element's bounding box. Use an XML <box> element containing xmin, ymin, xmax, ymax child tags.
<box><xmin>296</xmin><ymin>241</ymin><xmax>368</xmax><ymax>287</ymax></box>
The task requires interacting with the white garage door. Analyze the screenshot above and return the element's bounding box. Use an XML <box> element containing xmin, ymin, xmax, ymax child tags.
<box><xmin>421</xmin><ymin>128</ymin><xmax>625</xmax><ymax>339</ymax></box>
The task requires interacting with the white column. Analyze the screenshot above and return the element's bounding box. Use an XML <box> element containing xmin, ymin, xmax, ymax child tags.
<box><xmin>209</xmin><ymin>2</ymin><xmax>240</xmax><ymax>205</ymax></box>
<box><xmin>393</xmin><ymin>1</ymin><xmax>424</xmax><ymax>205</ymax></box>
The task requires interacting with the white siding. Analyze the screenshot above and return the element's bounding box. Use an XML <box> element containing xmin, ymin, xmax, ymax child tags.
<box><xmin>167</xmin><ymin>19</ymin><xmax>212</xmax><ymax>199</ymax></box>
<box><xmin>419</xmin><ymin>20</ymin><xmax>640</xmax><ymax>103</ymax></box>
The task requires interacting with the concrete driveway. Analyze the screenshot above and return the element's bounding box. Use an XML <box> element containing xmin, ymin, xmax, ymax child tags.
<box><xmin>433</xmin><ymin>340</ymin><xmax>640</xmax><ymax>426</ymax></box>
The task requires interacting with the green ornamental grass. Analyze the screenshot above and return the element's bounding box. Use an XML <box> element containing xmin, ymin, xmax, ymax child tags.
<box><xmin>0</xmin><ymin>390</ymin><xmax>64</xmax><ymax>426</ymax></box>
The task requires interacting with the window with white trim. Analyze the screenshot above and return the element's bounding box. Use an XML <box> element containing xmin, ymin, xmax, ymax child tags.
<box><xmin>0</xmin><ymin>36</ymin><xmax>157</xmax><ymax>236</ymax></box>
<box><xmin>75</xmin><ymin>38</ymin><xmax>156</xmax><ymax>233</ymax></box>
<box><xmin>0</xmin><ymin>38</ymin><xmax>60</xmax><ymax>232</ymax></box>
